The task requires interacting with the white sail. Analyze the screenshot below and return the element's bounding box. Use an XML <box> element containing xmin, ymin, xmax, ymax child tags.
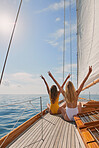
<box><xmin>77</xmin><ymin>0</ymin><xmax>99</xmax><ymax>88</ymax></box>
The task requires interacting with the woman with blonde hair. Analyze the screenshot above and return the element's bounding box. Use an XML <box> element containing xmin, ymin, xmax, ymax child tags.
<box><xmin>48</xmin><ymin>66</ymin><xmax>92</xmax><ymax>121</ymax></box>
<box><xmin>40</xmin><ymin>74</ymin><xmax>70</xmax><ymax>114</ymax></box>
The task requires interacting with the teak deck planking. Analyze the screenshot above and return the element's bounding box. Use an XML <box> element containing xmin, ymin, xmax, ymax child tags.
<box><xmin>7</xmin><ymin>113</ymin><xmax>85</xmax><ymax>148</ymax></box>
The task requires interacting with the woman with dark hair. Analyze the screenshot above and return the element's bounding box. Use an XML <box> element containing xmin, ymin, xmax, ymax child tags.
<box><xmin>40</xmin><ymin>74</ymin><xmax>70</xmax><ymax>114</ymax></box>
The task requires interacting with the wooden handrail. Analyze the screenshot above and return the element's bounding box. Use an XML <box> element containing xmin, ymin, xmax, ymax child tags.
<box><xmin>82</xmin><ymin>78</ymin><xmax>99</xmax><ymax>91</ymax></box>
<box><xmin>0</xmin><ymin>99</ymin><xmax>64</xmax><ymax>148</ymax></box>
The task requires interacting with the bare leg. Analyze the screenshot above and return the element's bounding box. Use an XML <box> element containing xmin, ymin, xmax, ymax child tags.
<box><xmin>47</xmin><ymin>103</ymin><xmax>50</xmax><ymax>112</ymax></box>
<box><xmin>78</xmin><ymin>102</ymin><xmax>82</xmax><ymax>113</ymax></box>
<box><xmin>57</xmin><ymin>101</ymin><xmax>66</xmax><ymax>114</ymax></box>
<box><xmin>58</xmin><ymin>107</ymin><xmax>70</xmax><ymax>121</ymax></box>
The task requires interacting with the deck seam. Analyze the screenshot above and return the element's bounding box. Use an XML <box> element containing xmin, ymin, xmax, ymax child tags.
<box><xmin>22</xmin><ymin>114</ymin><xmax>54</xmax><ymax>148</ymax></box>
<box><xmin>53</xmin><ymin>118</ymin><xmax>64</xmax><ymax>148</ymax></box>
<box><xmin>9</xmin><ymin>114</ymin><xmax>51</xmax><ymax>148</ymax></box>
<box><xmin>31</xmin><ymin>114</ymin><xmax>59</xmax><ymax>148</ymax></box>
<box><xmin>40</xmin><ymin>115</ymin><xmax>61</xmax><ymax>148</ymax></box>
<box><xmin>48</xmin><ymin>116</ymin><xmax>63</xmax><ymax>148</ymax></box>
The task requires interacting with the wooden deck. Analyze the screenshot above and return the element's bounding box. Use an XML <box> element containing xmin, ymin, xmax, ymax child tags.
<box><xmin>7</xmin><ymin>113</ymin><xmax>85</xmax><ymax>148</ymax></box>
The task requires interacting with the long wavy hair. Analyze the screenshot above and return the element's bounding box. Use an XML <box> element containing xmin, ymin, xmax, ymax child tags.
<box><xmin>65</xmin><ymin>81</ymin><xmax>77</xmax><ymax>103</ymax></box>
<box><xmin>49</xmin><ymin>85</ymin><xmax>58</xmax><ymax>104</ymax></box>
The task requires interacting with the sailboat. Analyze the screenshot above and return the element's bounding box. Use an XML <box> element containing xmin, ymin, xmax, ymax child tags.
<box><xmin>0</xmin><ymin>0</ymin><xmax>99</xmax><ymax>147</ymax></box>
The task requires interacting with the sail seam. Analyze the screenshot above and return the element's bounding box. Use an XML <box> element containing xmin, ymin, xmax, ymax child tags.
<box><xmin>87</xmin><ymin>0</ymin><xmax>95</xmax><ymax>64</ymax></box>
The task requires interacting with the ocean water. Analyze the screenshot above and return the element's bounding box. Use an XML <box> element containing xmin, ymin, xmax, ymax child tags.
<box><xmin>79</xmin><ymin>94</ymin><xmax>99</xmax><ymax>101</ymax></box>
<box><xmin>0</xmin><ymin>94</ymin><xmax>99</xmax><ymax>139</ymax></box>
<box><xmin>0</xmin><ymin>94</ymin><xmax>49</xmax><ymax>139</ymax></box>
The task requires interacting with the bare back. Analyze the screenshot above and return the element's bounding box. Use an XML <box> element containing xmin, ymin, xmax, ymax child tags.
<box><xmin>66</xmin><ymin>91</ymin><xmax>78</xmax><ymax>108</ymax></box>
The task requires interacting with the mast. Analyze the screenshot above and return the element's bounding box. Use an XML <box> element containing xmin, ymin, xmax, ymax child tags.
<box><xmin>76</xmin><ymin>0</ymin><xmax>79</xmax><ymax>89</ymax></box>
<box><xmin>63</xmin><ymin>0</ymin><xmax>66</xmax><ymax>82</ymax></box>
<box><xmin>69</xmin><ymin>0</ymin><xmax>72</xmax><ymax>81</ymax></box>
<box><xmin>0</xmin><ymin>0</ymin><xmax>23</xmax><ymax>85</ymax></box>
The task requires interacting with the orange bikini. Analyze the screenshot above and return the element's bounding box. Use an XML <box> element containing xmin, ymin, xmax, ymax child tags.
<box><xmin>50</xmin><ymin>96</ymin><xmax>59</xmax><ymax>114</ymax></box>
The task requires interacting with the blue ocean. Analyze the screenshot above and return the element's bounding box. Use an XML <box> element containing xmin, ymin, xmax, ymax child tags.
<box><xmin>0</xmin><ymin>94</ymin><xmax>99</xmax><ymax>139</ymax></box>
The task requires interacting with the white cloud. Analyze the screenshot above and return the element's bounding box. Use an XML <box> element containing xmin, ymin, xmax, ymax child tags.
<box><xmin>47</xmin><ymin>23</ymin><xmax>77</xmax><ymax>49</ymax></box>
<box><xmin>51</xmin><ymin>28</ymin><xmax>64</xmax><ymax>40</ymax></box>
<box><xmin>36</xmin><ymin>0</ymin><xmax>75</xmax><ymax>13</ymax></box>
<box><xmin>0</xmin><ymin>72</ymin><xmax>47</xmax><ymax>94</ymax></box>
<box><xmin>46</xmin><ymin>40</ymin><xmax>59</xmax><ymax>47</ymax></box>
<box><xmin>56</xmin><ymin>17</ymin><xmax>61</xmax><ymax>22</ymax></box>
<box><xmin>36</xmin><ymin>1</ymin><xmax>64</xmax><ymax>13</ymax></box>
<box><xmin>0</xmin><ymin>71</ymin><xmax>77</xmax><ymax>94</ymax></box>
<box><xmin>55</xmin><ymin>64</ymin><xmax>77</xmax><ymax>74</ymax></box>
<box><xmin>49</xmin><ymin>21</ymin><xmax>68</xmax><ymax>40</ymax></box>
<box><xmin>9</xmin><ymin>73</ymin><xmax>35</xmax><ymax>84</ymax></box>
<box><xmin>49</xmin><ymin>22</ymin><xmax>76</xmax><ymax>40</ymax></box>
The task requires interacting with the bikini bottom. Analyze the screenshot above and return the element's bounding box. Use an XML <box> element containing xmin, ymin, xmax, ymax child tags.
<box><xmin>66</xmin><ymin>106</ymin><xmax>78</xmax><ymax>121</ymax></box>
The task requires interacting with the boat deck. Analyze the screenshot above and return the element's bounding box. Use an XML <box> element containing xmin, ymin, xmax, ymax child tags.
<box><xmin>7</xmin><ymin>113</ymin><xmax>85</xmax><ymax>148</ymax></box>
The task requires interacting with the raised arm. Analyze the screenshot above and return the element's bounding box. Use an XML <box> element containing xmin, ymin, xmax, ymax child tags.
<box><xmin>48</xmin><ymin>71</ymin><xmax>65</xmax><ymax>97</ymax></box>
<box><xmin>40</xmin><ymin>75</ymin><xmax>50</xmax><ymax>94</ymax></box>
<box><xmin>76</xmin><ymin>66</ymin><xmax>92</xmax><ymax>96</ymax></box>
<box><xmin>61</xmin><ymin>74</ymin><xmax>71</xmax><ymax>88</ymax></box>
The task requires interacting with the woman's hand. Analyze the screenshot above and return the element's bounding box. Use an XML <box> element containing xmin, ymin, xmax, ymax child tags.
<box><xmin>89</xmin><ymin>66</ymin><xmax>92</xmax><ymax>74</ymax></box>
<box><xmin>48</xmin><ymin>71</ymin><xmax>52</xmax><ymax>77</ymax></box>
<box><xmin>40</xmin><ymin>75</ymin><xmax>45</xmax><ymax>80</ymax></box>
<box><xmin>76</xmin><ymin>66</ymin><xmax>92</xmax><ymax>96</ymax></box>
<box><xmin>67</xmin><ymin>74</ymin><xmax>71</xmax><ymax>79</ymax></box>
<box><xmin>40</xmin><ymin>75</ymin><xmax>49</xmax><ymax>93</ymax></box>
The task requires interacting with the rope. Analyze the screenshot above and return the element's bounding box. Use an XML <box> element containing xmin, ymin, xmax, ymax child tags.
<box><xmin>0</xmin><ymin>0</ymin><xmax>23</xmax><ymax>85</ymax></box>
<box><xmin>0</xmin><ymin>96</ymin><xmax>46</xmax><ymax>147</ymax></box>
<box><xmin>0</xmin><ymin>104</ymin><xmax>29</xmax><ymax>148</ymax></box>
<box><xmin>0</xmin><ymin>97</ymin><xmax>40</xmax><ymax>107</ymax></box>
<box><xmin>29</xmin><ymin>100</ymin><xmax>39</xmax><ymax>113</ymax></box>
<box><xmin>0</xmin><ymin>95</ymin><xmax>47</xmax><ymax>107</ymax></box>
<box><xmin>69</xmin><ymin>0</ymin><xmax>72</xmax><ymax>81</ymax></box>
<box><xmin>63</xmin><ymin>0</ymin><xmax>66</xmax><ymax>82</ymax></box>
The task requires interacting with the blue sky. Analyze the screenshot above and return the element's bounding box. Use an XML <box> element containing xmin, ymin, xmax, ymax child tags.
<box><xmin>0</xmin><ymin>0</ymin><xmax>98</xmax><ymax>94</ymax></box>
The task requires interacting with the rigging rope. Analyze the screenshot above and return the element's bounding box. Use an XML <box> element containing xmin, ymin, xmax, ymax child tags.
<box><xmin>0</xmin><ymin>95</ymin><xmax>47</xmax><ymax>107</ymax></box>
<box><xmin>63</xmin><ymin>0</ymin><xmax>72</xmax><ymax>82</ymax></box>
<box><xmin>0</xmin><ymin>96</ymin><xmax>55</xmax><ymax>147</ymax></box>
<box><xmin>76</xmin><ymin>2</ymin><xmax>79</xmax><ymax>89</ymax></box>
<box><xmin>0</xmin><ymin>98</ymin><xmax>39</xmax><ymax>107</ymax></box>
<box><xmin>0</xmin><ymin>0</ymin><xmax>23</xmax><ymax>85</ymax></box>
<box><xmin>69</xmin><ymin>0</ymin><xmax>72</xmax><ymax>81</ymax></box>
<box><xmin>0</xmin><ymin>103</ymin><xmax>28</xmax><ymax>148</ymax></box>
<box><xmin>63</xmin><ymin>0</ymin><xmax>66</xmax><ymax>82</ymax></box>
